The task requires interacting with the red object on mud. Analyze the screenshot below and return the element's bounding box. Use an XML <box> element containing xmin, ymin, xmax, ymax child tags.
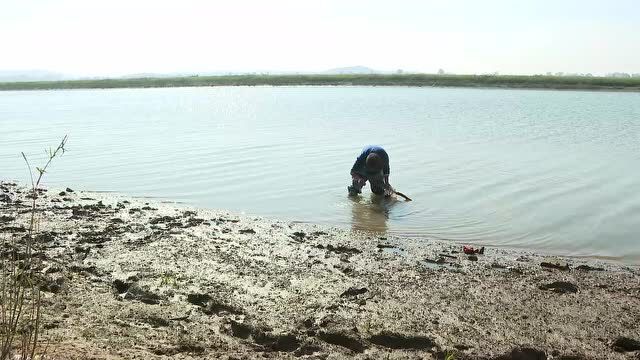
<box><xmin>463</xmin><ymin>246</ymin><xmax>485</xmax><ymax>255</ymax></box>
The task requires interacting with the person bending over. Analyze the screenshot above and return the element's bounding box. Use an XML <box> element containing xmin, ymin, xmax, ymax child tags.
<box><xmin>348</xmin><ymin>145</ymin><xmax>393</xmax><ymax>196</ymax></box>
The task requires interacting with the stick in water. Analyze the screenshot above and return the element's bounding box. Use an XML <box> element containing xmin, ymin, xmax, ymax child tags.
<box><xmin>393</xmin><ymin>190</ymin><xmax>412</xmax><ymax>201</ymax></box>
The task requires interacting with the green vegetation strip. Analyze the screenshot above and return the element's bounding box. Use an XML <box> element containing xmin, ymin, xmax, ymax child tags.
<box><xmin>2</xmin><ymin>74</ymin><xmax>640</xmax><ymax>91</ymax></box>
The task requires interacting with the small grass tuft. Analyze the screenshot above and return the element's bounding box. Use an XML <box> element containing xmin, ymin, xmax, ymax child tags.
<box><xmin>444</xmin><ymin>350</ymin><xmax>457</xmax><ymax>360</ymax></box>
<box><xmin>159</xmin><ymin>272</ymin><xmax>179</xmax><ymax>289</ymax></box>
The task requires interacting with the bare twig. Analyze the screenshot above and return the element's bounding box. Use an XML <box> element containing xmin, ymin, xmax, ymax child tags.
<box><xmin>1</xmin><ymin>136</ymin><xmax>68</xmax><ymax>360</ymax></box>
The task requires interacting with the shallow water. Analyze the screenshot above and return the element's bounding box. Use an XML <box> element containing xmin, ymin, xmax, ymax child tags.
<box><xmin>1</xmin><ymin>86</ymin><xmax>639</xmax><ymax>261</ymax></box>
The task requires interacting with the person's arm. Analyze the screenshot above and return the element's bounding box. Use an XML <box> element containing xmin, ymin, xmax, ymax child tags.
<box><xmin>350</xmin><ymin>150</ymin><xmax>367</xmax><ymax>175</ymax></box>
<box><xmin>382</xmin><ymin>152</ymin><xmax>390</xmax><ymax>186</ymax></box>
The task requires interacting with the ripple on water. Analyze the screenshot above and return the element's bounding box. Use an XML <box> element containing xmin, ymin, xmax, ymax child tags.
<box><xmin>1</xmin><ymin>86</ymin><xmax>639</xmax><ymax>262</ymax></box>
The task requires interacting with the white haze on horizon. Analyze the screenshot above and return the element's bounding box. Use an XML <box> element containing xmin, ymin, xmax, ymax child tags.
<box><xmin>1</xmin><ymin>0</ymin><xmax>639</xmax><ymax>77</ymax></box>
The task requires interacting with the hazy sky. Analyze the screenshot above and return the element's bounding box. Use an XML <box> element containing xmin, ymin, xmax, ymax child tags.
<box><xmin>2</xmin><ymin>0</ymin><xmax>638</xmax><ymax>76</ymax></box>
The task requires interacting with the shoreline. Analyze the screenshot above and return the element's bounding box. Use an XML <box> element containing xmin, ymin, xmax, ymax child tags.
<box><xmin>1</xmin><ymin>181</ymin><xmax>639</xmax><ymax>359</ymax></box>
<box><xmin>1</xmin><ymin>74</ymin><xmax>640</xmax><ymax>92</ymax></box>
<box><xmin>70</xmin><ymin>191</ymin><xmax>640</xmax><ymax>266</ymax></box>
<box><xmin>3</xmin><ymin>84</ymin><xmax>640</xmax><ymax>94</ymax></box>
<box><xmin>21</xmin><ymin>187</ymin><xmax>640</xmax><ymax>265</ymax></box>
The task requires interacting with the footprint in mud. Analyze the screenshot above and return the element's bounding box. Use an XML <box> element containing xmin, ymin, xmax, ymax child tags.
<box><xmin>187</xmin><ymin>293</ymin><xmax>243</xmax><ymax>315</ymax></box>
<box><xmin>112</xmin><ymin>279</ymin><xmax>164</xmax><ymax>304</ymax></box>
<box><xmin>539</xmin><ymin>281</ymin><xmax>578</xmax><ymax>294</ymax></box>
<box><xmin>127</xmin><ymin>287</ymin><xmax>163</xmax><ymax>304</ymax></box>
<box><xmin>0</xmin><ymin>215</ymin><xmax>15</xmax><ymax>223</ymax></box>
<box><xmin>143</xmin><ymin>316</ymin><xmax>170</xmax><ymax>328</ymax></box>
<box><xmin>149</xmin><ymin>216</ymin><xmax>181</xmax><ymax>228</ymax></box>
<box><xmin>576</xmin><ymin>265</ymin><xmax>604</xmax><ymax>271</ymax></box>
<box><xmin>228</xmin><ymin>320</ymin><xmax>301</xmax><ymax>352</ymax></box>
<box><xmin>0</xmin><ymin>225</ymin><xmax>27</xmax><ymax>233</ymax></box>
<box><xmin>186</xmin><ymin>293</ymin><xmax>211</xmax><ymax>307</ymax></box>
<box><xmin>294</xmin><ymin>343</ymin><xmax>323</xmax><ymax>356</ymax></box>
<box><xmin>612</xmin><ymin>336</ymin><xmax>640</xmax><ymax>352</ymax></box>
<box><xmin>291</xmin><ymin>231</ymin><xmax>306</xmax><ymax>241</ymax></box>
<box><xmin>315</xmin><ymin>244</ymin><xmax>361</xmax><ymax>255</ymax></box>
<box><xmin>376</xmin><ymin>243</ymin><xmax>405</xmax><ymax>256</ymax></box>
<box><xmin>368</xmin><ymin>332</ymin><xmax>435</xmax><ymax>350</ymax></box>
<box><xmin>69</xmin><ymin>264</ymin><xmax>101</xmax><ymax>277</ymax></box>
<box><xmin>424</xmin><ymin>257</ymin><xmax>447</xmax><ymax>267</ymax></box>
<box><xmin>339</xmin><ymin>287</ymin><xmax>368</xmax><ymax>298</ymax></box>
<box><xmin>317</xmin><ymin>331</ymin><xmax>366</xmax><ymax>353</ymax></box>
<box><xmin>494</xmin><ymin>347</ymin><xmax>547</xmax><ymax>360</ymax></box>
<box><xmin>39</xmin><ymin>275</ymin><xmax>65</xmax><ymax>294</ymax></box>
<box><xmin>152</xmin><ymin>343</ymin><xmax>205</xmax><ymax>356</ymax></box>
<box><xmin>540</xmin><ymin>259</ymin><xmax>570</xmax><ymax>271</ymax></box>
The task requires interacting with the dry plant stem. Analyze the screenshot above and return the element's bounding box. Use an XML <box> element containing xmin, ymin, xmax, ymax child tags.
<box><xmin>1</xmin><ymin>235</ymin><xmax>24</xmax><ymax>360</ymax></box>
<box><xmin>1</xmin><ymin>135</ymin><xmax>67</xmax><ymax>360</ymax></box>
<box><xmin>21</xmin><ymin>134</ymin><xmax>68</xmax><ymax>249</ymax></box>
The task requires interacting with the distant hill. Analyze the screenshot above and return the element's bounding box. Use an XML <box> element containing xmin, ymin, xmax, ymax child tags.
<box><xmin>324</xmin><ymin>66</ymin><xmax>377</xmax><ymax>74</ymax></box>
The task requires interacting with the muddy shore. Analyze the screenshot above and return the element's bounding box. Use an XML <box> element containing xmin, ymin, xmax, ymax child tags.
<box><xmin>1</xmin><ymin>181</ymin><xmax>639</xmax><ymax>359</ymax></box>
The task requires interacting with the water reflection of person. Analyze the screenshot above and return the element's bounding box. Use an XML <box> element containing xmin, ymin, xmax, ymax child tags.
<box><xmin>349</xmin><ymin>195</ymin><xmax>391</xmax><ymax>233</ymax></box>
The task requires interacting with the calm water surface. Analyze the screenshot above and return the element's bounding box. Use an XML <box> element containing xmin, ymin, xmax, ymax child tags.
<box><xmin>1</xmin><ymin>86</ymin><xmax>639</xmax><ymax>262</ymax></box>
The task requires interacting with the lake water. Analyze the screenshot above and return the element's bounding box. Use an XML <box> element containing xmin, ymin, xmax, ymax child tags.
<box><xmin>1</xmin><ymin>86</ymin><xmax>639</xmax><ymax>262</ymax></box>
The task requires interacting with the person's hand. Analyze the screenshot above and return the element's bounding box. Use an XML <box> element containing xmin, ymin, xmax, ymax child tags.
<box><xmin>351</xmin><ymin>173</ymin><xmax>366</xmax><ymax>186</ymax></box>
<box><xmin>384</xmin><ymin>184</ymin><xmax>394</xmax><ymax>196</ymax></box>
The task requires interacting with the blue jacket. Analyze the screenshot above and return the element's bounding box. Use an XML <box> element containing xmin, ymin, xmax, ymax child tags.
<box><xmin>350</xmin><ymin>145</ymin><xmax>390</xmax><ymax>176</ymax></box>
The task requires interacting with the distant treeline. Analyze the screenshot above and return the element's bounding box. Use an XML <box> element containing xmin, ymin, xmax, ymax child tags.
<box><xmin>1</xmin><ymin>74</ymin><xmax>640</xmax><ymax>91</ymax></box>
